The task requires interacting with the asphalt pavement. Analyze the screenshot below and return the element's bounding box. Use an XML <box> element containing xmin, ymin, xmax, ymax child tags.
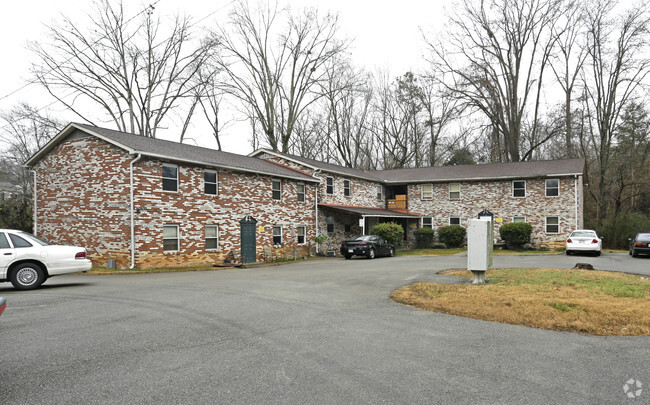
<box><xmin>0</xmin><ymin>252</ymin><xmax>648</xmax><ymax>404</ymax></box>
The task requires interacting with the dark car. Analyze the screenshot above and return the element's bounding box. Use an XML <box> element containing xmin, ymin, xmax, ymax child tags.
<box><xmin>340</xmin><ymin>235</ymin><xmax>395</xmax><ymax>259</ymax></box>
<box><xmin>629</xmin><ymin>233</ymin><xmax>650</xmax><ymax>257</ymax></box>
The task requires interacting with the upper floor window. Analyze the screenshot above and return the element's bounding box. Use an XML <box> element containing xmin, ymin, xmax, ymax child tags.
<box><xmin>422</xmin><ymin>217</ymin><xmax>433</xmax><ymax>228</ymax></box>
<box><xmin>205</xmin><ymin>170</ymin><xmax>218</xmax><ymax>195</ymax></box>
<box><xmin>162</xmin><ymin>164</ymin><xmax>178</xmax><ymax>192</ymax></box>
<box><xmin>546</xmin><ymin>216</ymin><xmax>559</xmax><ymax>233</ymax></box>
<box><xmin>546</xmin><ymin>179</ymin><xmax>559</xmax><ymax>197</ymax></box>
<box><xmin>273</xmin><ymin>226</ymin><xmax>283</xmax><ymax>245</ymax></box>
<box><xmin>163</xmin><ymin>225</ymin><xmax>179</xmax><ymax>251</ymax></box>
<box><xmin>422</xmin><ymin>184</ymin><xmax>433</xmax><ymax>200</ymax></box>
<box><xmin>344</xmin><ymin>180</ymin><xmax>351</xmax><ymax>197</ymax></box>
<box><xmin>449</xmin><ymin>183</ymin><xmax>460</xmax><ymax>200</ymax></box>
<box><xmin>297</xmin><ymin>226</ymin><xmax>306</xmax><ymax>244</ymax></box>
<box><xmin>513</xmin><ymin>216</ymin><xmax>526</xmax><ymax>223</ymax></box>
<box><xmin>326</xmin><ymin>177</ymin><xmax>334</xmax><ymax>194</ymax></box>
<box><xmin>449</xmin><ymin>217</ymin><xmax>461</xmax><ymax>226</ymax></box>
<box><xmin>272</xmin><ymin>179</ymin><xmax>282</xmax><ymax>200</ymax></box>
<box><xmin>297</xmin><ymin>183</ymin><xmax>305</xmax><ymax>202</ymax></box>
<box><xmin>376</xmin><ymin>185</ymin><xmax>383</xmax><ymax>200</ymax></box>
<box><xmin>512</xmin><ymin>180</ymin><xmax>526</xmax><ymax>197</ymax></box>
<box><xmin>205</xmin><ymin>225</ymin><xmax>218</xmax><ymax>250</ymax></box>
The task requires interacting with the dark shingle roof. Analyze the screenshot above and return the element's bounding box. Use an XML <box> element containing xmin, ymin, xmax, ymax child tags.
<box><xmin>26</xmin><ymin>123</ymin><xmax>318</xmax><ymax>183</ymax></box>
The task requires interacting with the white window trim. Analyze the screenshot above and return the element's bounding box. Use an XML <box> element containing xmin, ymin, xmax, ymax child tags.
<box><xmin>162</xmin><ymin>164</ymin><xmax>178</xmax><ymax>192</ymax></box>
<box><xmin>163</xmin><ymin>225</ymin><xmax>180</xmax><ymax>252</ymax></box>
<box><xmin>545</xmin><ymin>179</ymin><xmax>560</xmax><ymax>197</ymax></box>
<box><xmin>545</xmin><ymin>216</ymin><xmax>560</xmax><ymax>234</ymax></box>
<box><xmin>326</xmin><ymin>176</ymin><xmax>334</xmax><ymax>194</ymax></box>
<box><xmin>421</xmin><ymin>184</ymin><xmax>433</xmax><ymax>200</ymax></box>
<box><xmin>512</xmin><ymin>180</ymin><xmax>526</xmax><ymax>198</ymax></box>
<box><xmin>376</xmin><ymin>185</ymin><xmax>383</xmax><ymax>201</ymax></box>
<box><xmin>449</xmin><ymin>183</ymin><xmax>460</xmax><ymax>200</ymax></box>
<box><xmin>205</xmin><ymin>225</ymin><xmax>219</xmax><ymax>251</ymax></box>
<box><xmin>297</xmin><ymin>183</ymin><xmax>305</xmax><ymax>202</ymax></box>
<box><xmin>422</xmin><ymin>217</ymin><xmax>433</xmax><ymax>228</ymax></box>
<box><xmin>296</xmin><ymin>225</ymin><xmax>306</xmax><ymax>245</ymax></box>
<box><xmin>205</xmin><ymin>170</ymin><xmax>218</xmax><ymax>196</ymax></box>
<box><xmin>449</xmin><ymin>217</ymin><xmax>461</xmax><ymax>226</ymax></box>
<box><xmin>513</xmin><ymin>216</ymin><xmax>526</xmax><ymax>223</ymax></box>
<box><xmin>343</xmin><ymin>179</ymin><xmax>351</xmax><ymax>197</ymax></box>
<box><xmin>272</xmin><ymin>179</ymin><xmax>282</xmax><ymax>201</ymax></box>
<box><xmin>273</xmin><ymin>225</ymin><xmax>283</xmax><ymax>246</ymax></box>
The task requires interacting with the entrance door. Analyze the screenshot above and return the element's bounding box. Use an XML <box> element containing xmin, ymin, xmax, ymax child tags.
<box><xmin>239</xmin><ymin>216</ymin><xmax>258</xmax><ymax>263</ymax></box>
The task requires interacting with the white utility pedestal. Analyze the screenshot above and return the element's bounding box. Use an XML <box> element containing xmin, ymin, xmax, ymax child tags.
<box><xmin>467</xmin><ymin>218</ymin><xmax>494</xmax><ymax>284</ymax></box>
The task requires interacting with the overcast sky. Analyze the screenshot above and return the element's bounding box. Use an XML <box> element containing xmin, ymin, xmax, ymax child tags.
<box><xmin>0</xmin><ymin>0</ymin><xmax>446</xmax><ymax>153</ymax></box>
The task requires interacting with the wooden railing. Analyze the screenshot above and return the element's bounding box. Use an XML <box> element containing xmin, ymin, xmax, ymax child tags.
<box><xmin>387</xmin><ymin>195</ymin><xmax>407</xmax><ymax>209</ymax></box>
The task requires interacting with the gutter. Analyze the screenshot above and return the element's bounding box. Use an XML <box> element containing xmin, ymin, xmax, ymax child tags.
<box><xmin>130</xmin><ymin>154</ymin><xmax>142</xmax><ymax>269</ymax></box>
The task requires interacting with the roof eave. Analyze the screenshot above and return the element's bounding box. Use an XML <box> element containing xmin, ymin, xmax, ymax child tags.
<box><xmin>381</xmin><ymin>172</ymin><xmax>584</xmax><ymax>184</ymax></box>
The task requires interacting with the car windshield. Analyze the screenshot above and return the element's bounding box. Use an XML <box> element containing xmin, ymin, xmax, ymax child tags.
<box><xmin>353</xmin><ymin>235</ymin><xmax>371</xmax><ymax>241</ymax></box>
<box><xmin>571</xmin><ymin>231</ymin><xmax>596</xmax><ymax>238</ymax></box>
<box><xmin>637</xmin><ymin>234</ymin><xmax>650</xmax><ymax>243</ymax></box>
<box><xmin>18</xmin><ymin>232</ymin><xmax>51</xmax><ymax>246</ymax></box>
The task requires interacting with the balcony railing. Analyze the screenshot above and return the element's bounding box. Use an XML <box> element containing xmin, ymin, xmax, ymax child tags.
<box><xmin>387</xmin><ymin>195</ymin><xmax>407</xmax><ymax>210</ymax></box>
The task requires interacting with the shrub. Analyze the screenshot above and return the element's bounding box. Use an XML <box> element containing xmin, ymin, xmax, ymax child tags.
<box><xmin>370</xmin><ymin>222</ymin><xmax>404</xmax><ymax>246</ymax></box>
<box><xmin>437</xmin><ymin>225</ymin><xmax>466</xmax><ymax>248</ymax></box>
<box><xmin>414</xmin><ymin>227</ymin><xmax>436</xmax><ymax>248</ymax></box>
<box><xmin>499</xmin><ymin>222</ymin><xmax>533</xmax><ymax>249</ymax></box>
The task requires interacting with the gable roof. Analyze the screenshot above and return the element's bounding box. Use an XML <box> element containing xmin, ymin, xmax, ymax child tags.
<box><xmin>25</xmin><ymin>123</ymin><xmax>318</xmax><ymax>183</ymax></box>
<box><xmin>251</xmin><ymin>149</ymin><xmax>584</xmax><ymax>183</ymax></box>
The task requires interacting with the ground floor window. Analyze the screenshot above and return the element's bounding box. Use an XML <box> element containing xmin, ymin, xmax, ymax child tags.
<box><xmin>327</xmin><ymin>216</ymin><xmax>334</xmax><ymax>233</ymax></box>
<box><xmin>449</xmin><ymin>217</ymin><xmax>461</xmax><ymax>226</ymax></box>
<box><xmin>513</xmin><ymin>216</ymin><xmax>526</xmax><ymax>223</ymax></box>
<box><xmin>422</xmin><ymin>217</ymin><xmax>433</xmax><ymax>228</ymax></box>
<box><xmin>273</xmin><ymin>226</ymin><xmax>282</xmax><ymax>245</ymax></box>
<box><xmin>163</xmin><ymin>225</ymin><xmax>179</xmax><ymax>251</ymax></box>
<box><xmin>546</xmin><ymin>216</ymin><xmax>559</xmax><ymax>233</ymax></box>
<box><xmin>205</xmin><ymin>225</ymin><xmax>218</xmax><ymax>250</ymax></box>
<box><xmin>344</xmin><ymin>215</ymin><xmax>351</xmax><ymax>233</ymax></box>
<box><xmin>297</xmin><ymin>226</ymin><xmax>306</xmax><ymax>244</ymax></box>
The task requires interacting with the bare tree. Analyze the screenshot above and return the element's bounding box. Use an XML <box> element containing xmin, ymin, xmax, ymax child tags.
<box><xmin>426</xmin><ymin>0</ymin><xmax>563</xmax><ymax>162</ymax></box>
<box><xmin>214</xmin><ymin>0</ymin><xmax>348</xmax><ymax>152</ymax></box>
<box><xmin>30</xmin><ymin>0</ymin><xmax>216</xmax><ymax>139</ymax></box>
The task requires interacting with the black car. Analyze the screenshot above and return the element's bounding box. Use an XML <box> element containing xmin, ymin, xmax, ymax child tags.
<box><xmin>629</xmin><ymin>233</ymin><xmax>650</xmax><ymax>257</ymax></box>
<box><xmin>340</xmin><ymin>235</ymin><xmax>395</xmax><ymax>259</ymax></box>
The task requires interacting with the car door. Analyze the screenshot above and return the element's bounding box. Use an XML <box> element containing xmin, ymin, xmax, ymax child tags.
<box><xmin>0</xmin><ymin>232</ymin><xmax>15</xmax><ymax>278</ymax></box>
<box><xmin>376</xmin><ymin>237</ymin><xmax>388</xmax><ymax>256</ymax></box>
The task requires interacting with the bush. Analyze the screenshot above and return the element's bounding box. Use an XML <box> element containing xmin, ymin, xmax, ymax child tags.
<box><xmin>437</xmin><ymin>225</ymin><xmax>466</xmax><ymax>248</ymax></box>
<box><xmin>370</xmin><ymin>222</ymin><xmax>404</xmax><ymax>246</ymax></box>
<box><xmin>499</xmin><ymin>222</ymin><xmax>533</xmax><ymax>249</ymax></box>
<box><xmin>414</xmin><ymin>227</ymin><xmax>436</xmax><ymax>248</ymax></box>
<box><xmin>591</xmin><ymin>212</ymin><xmax>650</xmax><ymax>249</ymax></box>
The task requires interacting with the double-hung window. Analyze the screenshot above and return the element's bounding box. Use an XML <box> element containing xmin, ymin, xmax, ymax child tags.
<box><xmin>162</xmin><ymin>164</ymin><xmax>178</xmax><ymax>192</ymax></box>
<box><xmin>545</xmin><ymin>179</ymin><xmax>559</xmax><ymax>197</ymax></box>
<box><xmin>205</xmin><ymin>170</ymin><xmax>218</xmax><ymax>195</ymax></box>
<box><xmin>297</xmin><ymin>226</ymin><xmax>306</xmax><ymax>244</ymax></box>
<box><xmin>297</xmin><ymin>183</ymin><xmax>305</xmax><ymax>202</ymax></box>
<box><xmin>376</xmin><ymin>185</ymin><xmax>383</xmax><ymax>200</ymax></box>
<box><xmin>326</xmin><ymin>216</ymin><xmax>334</xmax><ymax>233</ymax></box>
<box><xmin>422</xmin><ymin>217</ymin><xmax>433</xmax><ymax>228</ymax></box>
<box><xmin>326</xmin><ymin>177</ymin><xmax>334</xmax><ymax>194</ymax></box>
<box><xmin>449</xmin><ymin>183</ymin><xmax>460</xmax><ymax>200</ymax></box>
<box><xmin>273</xmin><ymin>226</ymin><xmax>282</xmax><ymax>245</ymax></box>
<box><xmin>163</xmin><ymin>225</ymin><xmax>179</xmax><ymax>251</ymax></box>
<box><xmin>272</xmin><ymin>179</ymin><xmax>282</xmax><ymax>200</ymax></box>
<box><xmin>343</xmin><ymin>180</ymin><xmax>351</xmax><ymax>197</ymax></box>
<box><xmin>205</xmin><ymin>225</ymin><xmax>218</xmax><ymax>250</ymax></box>
<box><xmin>513</xmin><ymin>180</ymin><xmax>526</xmax><ymax>197</ymax></box>
<box><xmin>344</xmin><ymin>215</ymin><xmax>351</xmax><ymax>233</ymax></box>
<box><xmin>422</xmin><ymin>184</ymin><xmax>433</xmax><ymax>200</ymax></box>
<box><xmin>546</xmin><ymin>216</ymin><xmax>559</xmax><ymax>233</ymax></box>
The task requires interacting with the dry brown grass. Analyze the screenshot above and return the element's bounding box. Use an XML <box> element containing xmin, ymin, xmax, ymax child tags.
<box><xmin>390</xmin><ymin>268</ymin><xmax>650</xmax><ymax>336</ymax></box>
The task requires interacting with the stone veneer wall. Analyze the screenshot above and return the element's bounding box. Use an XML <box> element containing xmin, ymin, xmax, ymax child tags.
<box><xmin>35</xmin><ymin>135</ymin><xmax>317</xmax><ymax>268</ymax></box>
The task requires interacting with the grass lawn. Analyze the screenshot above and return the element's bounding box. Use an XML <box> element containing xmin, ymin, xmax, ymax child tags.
<box><xmin>391</xmin><ymin>268</ymin><xmax>650</xmax><ymax>336</ymax></box>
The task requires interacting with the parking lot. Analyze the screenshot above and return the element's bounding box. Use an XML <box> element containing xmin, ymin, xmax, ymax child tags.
<box><xmin>1</xmin><ymin>252</ymin><xmax>648</xmax><ymax>404</ymax></box>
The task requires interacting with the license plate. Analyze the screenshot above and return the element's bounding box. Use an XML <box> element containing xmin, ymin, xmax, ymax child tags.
<box><xmin>579</xmin><ymin>240</ymin><xmax>585</xmax><ymax>243</ymax></box>
<box><xmin>348</xmin><ymin>249</ymin><xmax>353</xmax><ymax>253</ymax></box>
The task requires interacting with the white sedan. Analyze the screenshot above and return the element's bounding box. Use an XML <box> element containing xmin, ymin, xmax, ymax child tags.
<box><xmin>0</xmin><ymin>229</ymin><xmax>92</xmax><ymax>290</ymax></box>
<box><xmin>566</xmin><ymin>229</ymin><xmax>602</xmax><ymax>256</ymax></box>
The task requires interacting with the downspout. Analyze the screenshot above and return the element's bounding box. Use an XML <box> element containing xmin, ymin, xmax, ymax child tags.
<box><xmin>361</xmin><ymin>215</ymin><xmax>366</xmax><ymax>235</ymax></box>
<box><xmin>130</xmin><ymin>154</ymin><xmax>142</xmax><ymax>269</ymax></box>
<box><xmin>32</xmin><ymin>169</ymin><xmax>38</xmax><ymax>236</ymax></box>
<box><xmin>313</xmin><ymin>169</ymin><xmax>321</xmax><ymax>254</ymax></box>
<box><xmin>574</xmin><ymin>175</ymin><xmax>579</xmax><ymax>229</ymax></box>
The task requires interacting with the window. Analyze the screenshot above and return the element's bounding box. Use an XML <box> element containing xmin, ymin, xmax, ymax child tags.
<box><xmin>326</xmin><ymin>177</ymin><xmax>334</xmax><ymax>194</ymax></box>
<box><xmin>163</xmin><ymin>225</ymin><xmax>179</xmax><ymax>251</ymax></box>
<box><xmin>449</xmin><ymin>217</ymin><xmax>461</xmax><ymax>226</ymax></box>
<box><xmin>422</xmin><ymin>217</ymin><xmax>433</xmax><ymax>228</ymax></box>
<box><xmin>422</xmin><ymin>184</ymin><xmax>433</xmax><ymax>199</ymax></box>
<box><xmin>327</xmin><ymin>216</ymin><xmax>334</xmax><ymax>233</ymax></box>
<box><xmin>376</xmin><ymin>185</ymin><xmax>383</xmax><ymax>200</ymax></box>
<box><xmin>546</xmin><ymin>179</ymin><xmax>559</xmax><ymax>197</ymax></box>
<box><xmin>0</xmin><ymin>233</ymin><xmax>9</xmax><ymax>249</ymax></box>
<box><xmin>205</xmin><ymin>225</ymin><xmax>218</xmax><ymax>250</ymax></box>
<box><xmin>344</xmin><ymin>215</ymin><xmax>351</xmax><ymax>233</ymax></box>
<box><xmin>297</xmin><ymin>226</ymin><xmax>306</xmax><ymax>244</ymax></box>
<box><xmin>273</xmin><ymin>226</ymin><xmax>282</xmax><ymax>245</ymax></box>
<box><xmin>546</xmin><ymin>216</ymin><xmax>559</xmax><ymax>233</ymax></box>
<box><xmin>162</xmin><ymin>164</ymin><xmax>178</xmax><ymax>192</ymax></box>
<box><xmin>297</xmin><ymin>183</ymin><xmax>305</xmax><ymax>202</ymax></box>
<box><xmin>513</xmin><ymin>180</ymin><xmax>526</xmax><ymax>197</ymax></box>
<box><xmin>272</xmin><ymin>179</ymin><xmax>282</xmax><ymax>200</ymax></box>
<box><xmin>9</xmin><ymin>233</ymin><xmax>32</xmax><ymax>248</ymax></box>
<box><xmin>204</xmin><ymin>170</ymin><xmax>218</xmax><ymax>195</ymax></box>
<box><xmin>449</xmin><ymin>183</ymin><xmax>460</xmax><ymax>200</ymax></box>
<box><xmin>513</xmin><ymin>216</ymin><xmax>526</xmax><ymax>223</ymax></box>
<box><xmin>344</xmin><ymin>180</ymin><xmax>351</xmax><ymax>196</ymax></box>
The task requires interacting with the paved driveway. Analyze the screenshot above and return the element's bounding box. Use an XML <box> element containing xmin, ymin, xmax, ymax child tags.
<box><xmin>0</xmin><ymin>253</ymin><xmax>648</xmax><ymax>404</ymax></box>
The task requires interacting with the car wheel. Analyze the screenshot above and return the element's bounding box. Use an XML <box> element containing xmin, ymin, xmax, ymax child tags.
<box><xmin>629</xmin><ymin>249</ymin><xmax>632</xmax><ymax>256</ymax></box>
<box><xmin>344</xmin><ymin>254</ymin><xmax>352</xmax><ymax>260</ymax></box>
<box><xmin>632</xmin><ymin>249</ymin><xmax>639</xmax><ymax>257</ymax></box>
<box><xmin>389</xmin><ymin>247</ymin><xmax>395</xmax><ymax>257</ymax></box>
<box><xmin>367</xmin><ymin>248</ymin><xmax>375</xmax><ymax>259</ymax></box>
<box><xmin>10</xmin><ymin>263</ymin><xmax>45</xmax><ymax>290</ymax></box>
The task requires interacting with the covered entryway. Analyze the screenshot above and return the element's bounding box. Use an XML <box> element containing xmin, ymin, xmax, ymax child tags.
<box><xmin>240</xmin><ymin>216</ymin><xmax>258</xmax><ymax>263</ymax></box>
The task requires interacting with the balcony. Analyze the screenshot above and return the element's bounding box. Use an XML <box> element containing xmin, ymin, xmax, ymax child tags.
<box><xmin>387</xmin><ymin>194</ymin><xmax>407</xmax><ymax>210</ymax></box>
